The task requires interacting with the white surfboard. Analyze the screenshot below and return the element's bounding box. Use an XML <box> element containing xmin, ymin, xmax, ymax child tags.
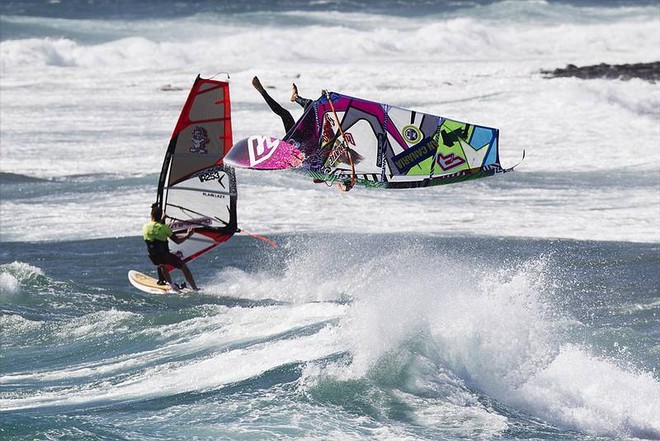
<box><xmin>128</xmin><ymin>270</ymin><xmax>192</xmax><ymax>295</ymax></box>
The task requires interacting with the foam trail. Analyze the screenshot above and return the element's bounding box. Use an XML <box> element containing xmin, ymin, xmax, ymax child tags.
<box><xmin>513</xmin><ymin>345</ymin><xmax>660</xmax><ymax>438</ymax></box>
<box><xmin>0</xmin><ymin>325</ymin><xmax>343</xmax><ymax>411</ymax></box>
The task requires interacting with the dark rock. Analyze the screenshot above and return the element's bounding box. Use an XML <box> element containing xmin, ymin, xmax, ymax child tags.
<box><xmin>541</xmin><ymin>62</ymin><xmax>660</xmax><ymax>82</ymax></box>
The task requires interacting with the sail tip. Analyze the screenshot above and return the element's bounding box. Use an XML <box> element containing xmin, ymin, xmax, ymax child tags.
<box><xmin>505</xmin><ymin>149</ymin><xmax>526</xmax><ymax>172</ymax></box>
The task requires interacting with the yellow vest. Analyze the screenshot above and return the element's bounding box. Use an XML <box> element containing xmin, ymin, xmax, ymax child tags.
<box><xmin>142</xmin><ymin>221</ymin><xmax>171</xmax><ymax>242</ymax></box>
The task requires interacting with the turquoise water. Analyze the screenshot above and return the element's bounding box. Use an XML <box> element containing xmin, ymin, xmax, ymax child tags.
<box><xmin>1</xmin><ymin>235</ymin><xmax>658</xmax><ymax>439</ymax></box>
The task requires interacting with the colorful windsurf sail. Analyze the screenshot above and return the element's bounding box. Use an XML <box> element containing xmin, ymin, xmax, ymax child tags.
<box><xmin>156</xmin><ymin>75</ymin><xmax>237</xmax><ymax>265</ymax></box>
<box><xmin>225</xmin><ymin>91</ymin><xmax>518</xmax><ymax>189</ymax></box>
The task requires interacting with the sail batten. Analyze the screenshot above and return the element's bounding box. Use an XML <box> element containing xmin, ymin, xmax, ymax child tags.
<box><xmin>165</xmin><ymin>186</ymin><xmax>234</xmax><ymax>196</ymax></box>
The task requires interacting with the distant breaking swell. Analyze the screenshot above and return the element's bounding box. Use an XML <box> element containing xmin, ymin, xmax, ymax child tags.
<box><xmin>0</xmin><ymin>172</ymin><xmax>50</xmax><ymax>183</ymax></box>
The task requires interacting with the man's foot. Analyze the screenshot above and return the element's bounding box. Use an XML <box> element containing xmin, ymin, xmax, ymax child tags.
<box><xmin>252</xmin><ymin>76</ymin><xmax>265</xmax><ymax>93</ymax></box>
<box><xmin>291</xmin><ymin>83</ymin><xmax>299</xmax><ymax>102</ymax></box>
<box><xmin>156</xmin><ymin>279</ymin><xmax>167</xmax><ymax>286</ymax></box>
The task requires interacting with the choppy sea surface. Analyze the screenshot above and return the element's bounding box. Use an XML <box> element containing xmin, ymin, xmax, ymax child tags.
<box><xmin>1</xmin><ymin>0</ymin><xmax>659</xmax><ymax>439</ymax></box>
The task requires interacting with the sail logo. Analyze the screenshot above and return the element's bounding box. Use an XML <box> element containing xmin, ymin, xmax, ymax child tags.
<box><xmin>322</xmin><ymin>114</ymin><xmax>336</xmax><ymax>145</ymax></box>
<box><xmin>401</xmin><ymin>125</ymin><xmax>421</xmax><ymax>144</ymax></box>
<box><xmin>247</xmin><ymin>136</ymin><xmax>280</xmax><ymax>166</ymax></box>
<box><xmin>190</xmin><ymin>126</ymin><xmax>209</xmax><ymax>154</ymax></box>
<box><xmin>342</xmin><ymin>132</ymin><xmax>356</xmax><ymax>146</ymax></box>
<box><xmin>198</xmin><ymin>167</ymin><xmax>225</xmax><ymax>186</ymax></box>
<box><xmin>437</xmin><ymin>152</ymin><xmax>465</xmax><ymax>171</ymax></box>
<box><xmin>392</xmin><ymin>137</ymin><xmax>437</xmax><ymax>174</ymax></box>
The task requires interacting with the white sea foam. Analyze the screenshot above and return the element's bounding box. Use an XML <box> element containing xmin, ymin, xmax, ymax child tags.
<box><xmin>0</xmin><ymin>272</ymin><xmax>20</xmax><ymax>294</ymax></box>
<box><xmin>513</xmin><ymin>344</ymin><xmax>660</xmax><ymax>438</ymax></box>
<box><xmin>282</xmin><ymin>243</ymin><xmax>660</xmax><ymax>437</ymax></box>
<box><xmin>1</xmin><ymin>5</ymin><xmax>659</xmax><ymax>244</ymax></box>
<box><xmin>0</xmin><ymin>322</ymin><xmax>344</xmax><ymax>411</ymax></box>
<box><xmin>0</xmin><ymin>313</ymin><xmax>43</xmax><ymax>336</ymax></box>
<box><xmin>54</xmin><ymin>308</ymin><xmax>138</xmax><ymax>340</ymax></box>
<box><xmin>0</xmin><ymin>301</ymin><xmax>345</xmax><ymax>408</ymax></box>
<box><xmin>0</xmin><ymin>261</ymin><xmax>45</xmax><ymax>293</ymax></box>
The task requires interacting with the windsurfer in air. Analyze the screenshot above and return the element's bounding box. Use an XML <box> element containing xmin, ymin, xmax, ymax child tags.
<box><xmin>252</xmin><ymin>76</ymin><xmax>354</xmax><ymax>192</ymax></box>
<box><xmin>142</xmin><ymin>203</ymin><xmax>199</xmax><ymax>291</ymax></box>
<box><xmin>252</xmin><ymin>76</ymin><xmax>311</xmax><ymax>133</ymax></box>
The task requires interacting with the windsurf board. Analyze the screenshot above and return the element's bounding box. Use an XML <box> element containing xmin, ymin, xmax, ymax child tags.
<box><xmin>128</xmin><ymin>270</ymin><xmax>192</xmax><ymax>295</ymax></box>
<box><xmin>225</xmin><ymin>135</ymin><xmax>304</xmax><ymax>170</ymax></box>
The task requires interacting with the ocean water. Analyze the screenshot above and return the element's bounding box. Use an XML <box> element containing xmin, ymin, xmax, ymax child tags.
<box><xmin>1</xmin><ymin>0</ymin><xmax>659</xmax><ymax>439</ymax></box>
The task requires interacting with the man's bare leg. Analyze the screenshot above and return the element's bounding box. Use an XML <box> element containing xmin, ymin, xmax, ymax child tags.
<box><xmin>180</xmin><ymin>264</ymin><xmax>199</xmax><ymax>291</ymax></box>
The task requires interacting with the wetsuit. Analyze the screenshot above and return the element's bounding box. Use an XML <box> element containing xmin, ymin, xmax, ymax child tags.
<box><xmin>258</xmin><ymin>90</ymin><xmax>312</xmax><ymax>133</ymax></box>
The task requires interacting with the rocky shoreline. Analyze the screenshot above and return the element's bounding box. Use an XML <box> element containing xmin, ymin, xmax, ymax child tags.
<box><xmin>541</xmin><ymin>62</ymin><xmax>660</xmax><ymax>82</ymax></box>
